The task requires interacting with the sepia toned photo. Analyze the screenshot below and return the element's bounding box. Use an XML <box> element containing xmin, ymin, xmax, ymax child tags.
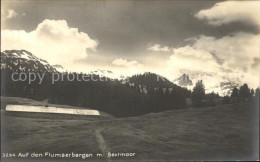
<box><xmin>1</xmin><ymin>0</ymin><xmax>259</xmax><ymax>161</ymax></box>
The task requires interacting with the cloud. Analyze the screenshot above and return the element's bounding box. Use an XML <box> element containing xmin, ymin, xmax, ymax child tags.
<box><xmin>167</xmin><ymin>46</ymin><xmax>220</xmax><ymax>74</ymax></box>
<box><xmin>193</xmin><ymin>33</ymin><xmax>260</xmax><ymax>73</ymax></box>
<box><xmin>148</xmin><ymin>44</ymin><xmax>170</xmax><ymax>52</ymax></box>
<box><xmin>112</xmin><ymin>58</ymin><xmax>144</xmax><ymax>75</ymax></box>
<box><xmin>2</xmin><ymin>9</ymin><xmax>18</xmax><ymax>19</ymax></box>
<box><xmin>189</xmin><ymin>1</ymin><xmax>260</xmax><ymax>90</ymax></box>
<box><xmin>252</xmin><ymin>58</ymin><xmax>260</xmax><ymax>69</ymax></box>
<box><xmin>165</xmin><ymin>32</ymin><xmax>260</xmax><ymax>89</ymax></box>
<box><xmin>2</xmin><ymin>19</ymin><xmax>98</xmax><ymax>70</ymax></box>
<box><xmin>112</xmin><ymin>58</ymin><xmax>142</xmax><ymax>67</ymax></box>
<box><xmin>195</xmin><ymin>1</ymin><xmax>260</xmax><ymax>28</ymax></box>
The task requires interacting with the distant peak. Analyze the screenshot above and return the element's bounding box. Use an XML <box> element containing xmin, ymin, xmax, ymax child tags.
<box><xmin>174</xmin><ymin>74</ymin><xmax>193</xmax><ymax>86</ymax></box>
<box><xmin>1</xmin><ymin>49</ymin><xmax>63</xmax><ymax>73</ymax></box>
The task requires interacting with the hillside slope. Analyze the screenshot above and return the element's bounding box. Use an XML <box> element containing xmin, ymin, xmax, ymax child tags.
<box><xmin>1</xmin><ymin>98</ymin><xmax>258</xmax><ymax>161</ymax></box>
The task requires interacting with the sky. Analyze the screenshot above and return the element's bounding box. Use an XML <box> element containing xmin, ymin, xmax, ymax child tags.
<box><xmin>1</xmin><ymin>0</ymin><xmax>260</xmax><ymax>90</ymax></box>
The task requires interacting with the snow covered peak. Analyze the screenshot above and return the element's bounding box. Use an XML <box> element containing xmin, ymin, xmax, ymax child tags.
<box><xmin>173</xmin><ymin>73</ymin><xmax>240</xmax><ymax>96</ymax></box>
<box><xmin>1</xmin><ymin>50</ymin><xmax>63</xmax><ymax>73</ymax></box>
<box><xmin>207</xmin><ymin>82</ymin><xmax>239</xmax><ymax>96</ymax></box>
<box><xmin>2</xmin><ymin>50</ymin><xmax>46</xmax><ymax>63</ymax></box>
<box><xmin>89</xmin><ymin>69</ymin><xmax>126</xmax><ymax>80</ymax></box>
<box><xmin>174</xmin><ymin>74</ymin><xmax>193</xmax><ymax>86</ymax></box>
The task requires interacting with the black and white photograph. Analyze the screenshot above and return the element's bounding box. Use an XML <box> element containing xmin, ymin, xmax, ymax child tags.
<box><xmin>1</xmin><ymin>0</ymin><xmax>259</xmax><ymax>161</ymax></box>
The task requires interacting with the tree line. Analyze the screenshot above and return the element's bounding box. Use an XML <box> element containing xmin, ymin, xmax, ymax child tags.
<box><xmin>1</xmin><ymin>69</ymin><xmax>259</xmax><ymax>117</ymax></box>
<box><xmin>191</xmin><ymin>80</ymin><xmax>259</xmax><ymax>107</ymax></box>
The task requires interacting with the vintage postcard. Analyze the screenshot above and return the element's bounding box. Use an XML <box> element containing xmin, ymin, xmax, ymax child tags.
<box><xmin>1</xmin><ymin>0</ymin><xmax>259</xmax><ymax>161</ymax></box>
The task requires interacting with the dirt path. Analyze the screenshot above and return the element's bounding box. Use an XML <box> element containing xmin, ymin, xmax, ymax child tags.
<box><xmin>95</xmin><ymin>128</ymin><xmax>111</xmax><ymax>161</ymax></box>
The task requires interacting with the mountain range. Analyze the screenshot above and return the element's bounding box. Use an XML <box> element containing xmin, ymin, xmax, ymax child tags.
<box><xmin>1</xmin><ymin>49</ymin><xmax>238</xmax><ymax>96</ymax></box>
<box><xmin>1</xmin><ymin>50</ymin><xmax>62</xmax><ymax>73</ymax></box>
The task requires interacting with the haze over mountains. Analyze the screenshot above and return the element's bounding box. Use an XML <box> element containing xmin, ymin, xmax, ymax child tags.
<box><xmin>173</xmin><ymin>74</ymin><xmax>240</xmax><ymax>96</ymax></box>
<box><xmin>1</xmin><ymin>49</ymin><xmax>240</xmax><ymax>96</ymax></box>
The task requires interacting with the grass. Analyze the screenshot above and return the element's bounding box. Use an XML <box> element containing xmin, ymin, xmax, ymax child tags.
<box><xmin>1</xmin><ymin>97</ymin><xmax>258</xmax><ymax>161</ymax></box>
